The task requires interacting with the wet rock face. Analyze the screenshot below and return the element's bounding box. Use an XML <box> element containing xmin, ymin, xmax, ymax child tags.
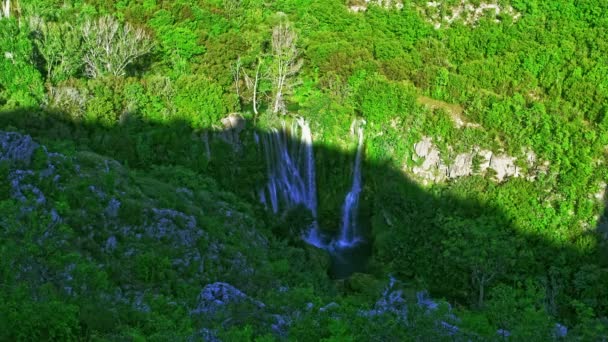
<box><xmin>0</xmin><ymin>131</ymin><xmax>38</xmax><ymax>165</ymax></box>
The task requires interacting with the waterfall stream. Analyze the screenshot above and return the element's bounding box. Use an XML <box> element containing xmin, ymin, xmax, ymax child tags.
<box><xmin>259</xmin><ymin>118</ymin><xmax>366</xmax><ymax>253</ymax></box>
<box><xmin>336</xmin><ymin>122</ymin><xmax>364</xmax><ymax>248</ymax></box>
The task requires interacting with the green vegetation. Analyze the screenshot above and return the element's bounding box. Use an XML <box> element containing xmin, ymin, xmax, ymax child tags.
<box><xmin>1</xmin><ymin>0</ymin><xmax>608</xmax><ymax>340</ymax></box>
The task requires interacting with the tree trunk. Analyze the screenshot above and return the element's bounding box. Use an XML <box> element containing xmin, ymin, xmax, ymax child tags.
<box><xmin>478</xmin><ymin>278</ymin><xmax>485</xmax><ymax>308</ymax></box>
<box><xmin>2</xmin><ymin>0</ymin><xmax>9</xmax><ymax>18</ymax></box>
<box><xmin>252</xmin><ymin>59</ymin><xmax>262</xmax><ymax>117</ymax></box>
<box><xmin>233</xmin><ymin>57</ymin><xmax>241</xmax><ymax>100</ymax></box>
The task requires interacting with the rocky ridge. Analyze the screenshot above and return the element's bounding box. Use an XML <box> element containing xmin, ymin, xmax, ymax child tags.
<box><xmin>410</xmin><ymin>135</ymin><xmax>548</xmax><ymax>184</ymax></box>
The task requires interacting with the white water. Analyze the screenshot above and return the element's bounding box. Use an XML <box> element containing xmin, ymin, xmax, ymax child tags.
<box><xmin>259</xmin><ymin>118</ymin><xmax>365</xmax><ymax>250</ymax></box>
<box><xmin>259</xmin><ymin>118</ymin><xmax>324</xmax><ymax>247</ymax></box>
<box><xmin>336</xmin><ymin>122</ymin><xmax>365</xmax><ymax>248</ymax></box>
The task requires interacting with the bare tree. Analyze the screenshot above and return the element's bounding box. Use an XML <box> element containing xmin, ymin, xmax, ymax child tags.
<box><xmin>246</xmin><ymin>58</ymin><xmax>264</xmax><ymax>117</ymax></box>
<box><xmin>232</xmin><ymin>56</ymin><xmax>242</xmax><ymax>99</ymax></box>
<box><xmin>81</xmin><ymin>15</ymin><xmax>153</xmax><ymax>78</ymax></box>
<box><xmin>241</xmin><ymin>57</ymin><xmax>267</xmax><ymax>118</ymax></box>
<box><xmin>252</xmin><ymin>59</ymin><xmax>263</xmax><ymax>116</ymax></box>
<box><xmin>1</xmin><ymin>0</ymin><xmax>10</xmax><ymax>19</ymax></box>
<box><xmin>270</xmin><ymin>21</ymin><xmax>302</xmax><ymax>114</ymax></box>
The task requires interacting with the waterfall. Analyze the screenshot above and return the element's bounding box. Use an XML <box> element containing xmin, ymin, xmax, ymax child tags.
<box><xmin>259</xmin><ymin>117</ymin><xmax>365</xmax><ymax>250</ymax></box>
<box><xmin>336</xmin><ymin>121</ymin><xmax>365</xmax><ymax>248</ymax></box>
<box><xmin>259</xmin><ymin>118</ymin><xmax>324</xmax><ymax>246</ymax></box>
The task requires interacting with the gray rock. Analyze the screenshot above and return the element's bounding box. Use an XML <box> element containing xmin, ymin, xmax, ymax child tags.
<box><xmin>319</xmin><ymin>302</ymin><xmax>339</xmax><ymax>313</ymax></box>
<box><xmin>190</xmin><ymin>282</ymin><xmax>264</xmax><ymax>316</ymax></box>
<box><xmin>105</xmin><ymin>198</ymin><xmax>121</xmax><ymax>218</ymax></box>
<box><xmin>133</xmin><ymin>293</ymin><xmax>151</xmax><ymax>313</ymax></box>
<box><xmin>412</xmin><ymin>137</ymin><xmax>446</xmax><ymax>183</ymax></box>
<box><xmin>414</xmin><ymin>136</ymin><xmax>434</xmax><ymax>158</ymax></box>
<box><xmin>477</xmin><ymin>149</ymin><xmax>493</xmax><ymax>172</ymax></box>
<box><xmin>192</xmin><ymin>328</ymin><xmax>220</xmax><ymax>342</ymax></box>
<box><xmin>441</xmin><ymin>321</ymin><xmax>459</xmax><ymax>335</ymax></box>
<box><xmin>497</xmin><ymin>329</ymin><xmax>511</xmax><ymax>337</ymax></box>
<box><xmin>220</xmin><ymin>113</ymin><xmax>246</xmax><ymax>146</ymax></box>
<box><xmin>105</xmin><ymin>236</ymin><xmax>118</xmax><ymax>252</ymax></box>
<box><xmin>448</xmin><ymin>153</ymin><xmax>473</xmax><ymax>178</ymax></box>
<box><xmin>271</xmin><ymin>314</ymin><xmax>291</xmax><ymax>337</ymax></box>
<box><xmin>0</xmin><ymin>131</ymin><xmax>38</xmax><ymax>165</ymax></box>
<box><xmin>417</xmin><ymin>290</ymin><xmax>439</xmax><ymax>311</ymax></box>
<box><xmin>221</xmin><ymin>113</ymin><xmax>246</xmax><ymax>133</ymax></box>
<box><xmin>146</xmin><ymin>208</ymin><xmax>201</xmax><ymax>247</ymax></box>
<box><xmin>489</xmin><ymin>154</ymin><xmax>519</xmax><ymax>182</ymax></box>
<box><xmin>9</xmin><ymin>169</ymin><xmax>46</xmax><ymax>206</ymax></box>
<box><xmin>554</xmin><ymin>323</ymin><xmax>568</xmax><ymax>338</ymax></box>
<box><xmin>88</xmin><ymin>185</ymin><xmax>106</xmax><ymax>199</ymax></box>
<box><xmin>364</xmin><ymin>277</ymin><xmax>408</xmax><ymax>321</ymax></box>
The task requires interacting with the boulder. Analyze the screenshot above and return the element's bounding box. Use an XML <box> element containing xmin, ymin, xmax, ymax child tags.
<box><xmin>221</xmin><ymin>113</ymin><xmax>246</xmax><ymax>133</ymax></box>
<box><xmin>220</xmin><ymin>113</ymin><xmax>246</xmax><ymax>146</ymax></box>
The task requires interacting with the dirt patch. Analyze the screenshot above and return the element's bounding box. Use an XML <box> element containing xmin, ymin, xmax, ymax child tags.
<box><xmin>417</xmin><ymin>95</ymin><xmax>480</xmax><ymax>128</ymax></box>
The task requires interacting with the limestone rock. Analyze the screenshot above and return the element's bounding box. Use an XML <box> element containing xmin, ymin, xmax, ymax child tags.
<box><xmin>554</xmin><ymin>323</ymin><xmax>568</xmax><ymax>338</ymax></box>
<box><xmin>489</xmin><ymin>154</ymin><xmax>519</xmax><ymax>182</ymax></box>
<box><xmin>448</xmin><ymin>153</ymin><xmax>473</xmax><ymax>178</ymax></box>
<box><xmin>220</xmin><ymin>113</ymin><xmax>246</xmax><ymax>146</ymax></box>
<box><xmin>414</xmin><ymin>136</ymin><xmax>433</xmax><ymax>158</ymax></box>
<box><xmin>477</xmin><ymin>149</ymin><xmax>493</xmax><ymax>172</ymax></box>
<box><xmin>412</xmin><ymin>136</ymin><xmax>447</xmax><ymax>183</ymax></box>
<box><xmin>0</xmin><ymin>131</ymin><xmax>38</xmax><ymax>165</ymax></box>
<box><xmin>221</xmin><ymin>113</ymin><xmax>246</xmax><ymax>132</ymax></box>
<box><xmin>190</xmin><ymin>282</ymin><xmax>264</xmax><ymax>316</ymax></box>
<box><xmin>348</xmin><ymin>0</ymin><xmax>403</xmax><ymax>12</ymax></box>
<box><xmin>409</xmin><ymin>138</ymin><xmax>539</xmax><ymax>184</ymax></box>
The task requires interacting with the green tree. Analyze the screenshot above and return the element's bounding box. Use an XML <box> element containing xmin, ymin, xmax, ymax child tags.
<box><xmin>32</xmin><ymin>20</ymin><xmax>83</xmax><ymax>84</ymax></box>
<box><xmin>0</xmin><ymin>18</ymin><xmax>44</xmax><ymax>108</ymax></box>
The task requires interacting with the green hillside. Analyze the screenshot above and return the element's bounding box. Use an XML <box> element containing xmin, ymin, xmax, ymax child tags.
<box><xmin>1</xmin><ymin>0</ymin><xmax>608</xmax><ymax>340</ymax></box>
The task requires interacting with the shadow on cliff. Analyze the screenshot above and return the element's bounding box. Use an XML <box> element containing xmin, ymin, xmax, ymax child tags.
<box><xmin>1</xmin><ymin>107</ymin><xmax>607</xmax><ymax>319</ymax></box>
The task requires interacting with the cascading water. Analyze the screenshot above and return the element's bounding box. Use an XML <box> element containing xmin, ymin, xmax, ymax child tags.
<box><xmin>336</xmin><ymin>121</ymin><xmax>365</xmax><ymax>248</ymax></box>
<box><xmin>259</xmin><ymin>118</ymin><xmax>324</xmax><ymax>247</ymax></box>
<box><xmin>259</xmin><ymin>117</ymin><xmax>366</xmax><ymax>252</ymax></box>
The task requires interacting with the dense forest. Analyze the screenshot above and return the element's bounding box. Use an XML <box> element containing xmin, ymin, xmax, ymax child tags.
<box><xmin>1</xmin><ymin>0</ymin><xmax>608</xmax><ymax>340</ymax></box>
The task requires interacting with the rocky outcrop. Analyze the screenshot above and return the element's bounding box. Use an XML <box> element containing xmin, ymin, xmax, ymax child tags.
<box><xmin>488</xmin><ymin>154</ymin><xmax>519</xmax><ymax>181</ymax></box>
<box><xmin>423</xmin><ymin>1</ymin><xmax>521</xmax><ymax>29</ymax></box>
<box><xmin>412</xmin><ymin>136</ymin><xmax>448</xmax><ymax>183</ymax></box>
<box><xmin>448</xmin><ymin>153</ymin><xmax>474</xmax><ymax>178</ymax></box>
<box><xmin>363</xmin><ymin>277</ymin><xmax>409</xmax><ymax>321</ymax></box>
<box><xmin>410</xmin><ymin>136</ymin><xmax>544</xmax><ymax>184</ymax></box>
<box><xmin>191</xmin><ymin>282</ymin><xmax>264</xmax><ymax>316</ymax></box>
<box><xmin>220</xmin><ymin>113</ymin><xmax>246</xmax><ymax>146</ymax></box>
<box><xmin>347</xmin><ymin>0</ymin><xmax>403</xmax><ymax>12</ymax></box>
<box><xmin>0</xmin><ymin>131</ymin><xmax>38</xmax><ymax>164</ymax></box>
